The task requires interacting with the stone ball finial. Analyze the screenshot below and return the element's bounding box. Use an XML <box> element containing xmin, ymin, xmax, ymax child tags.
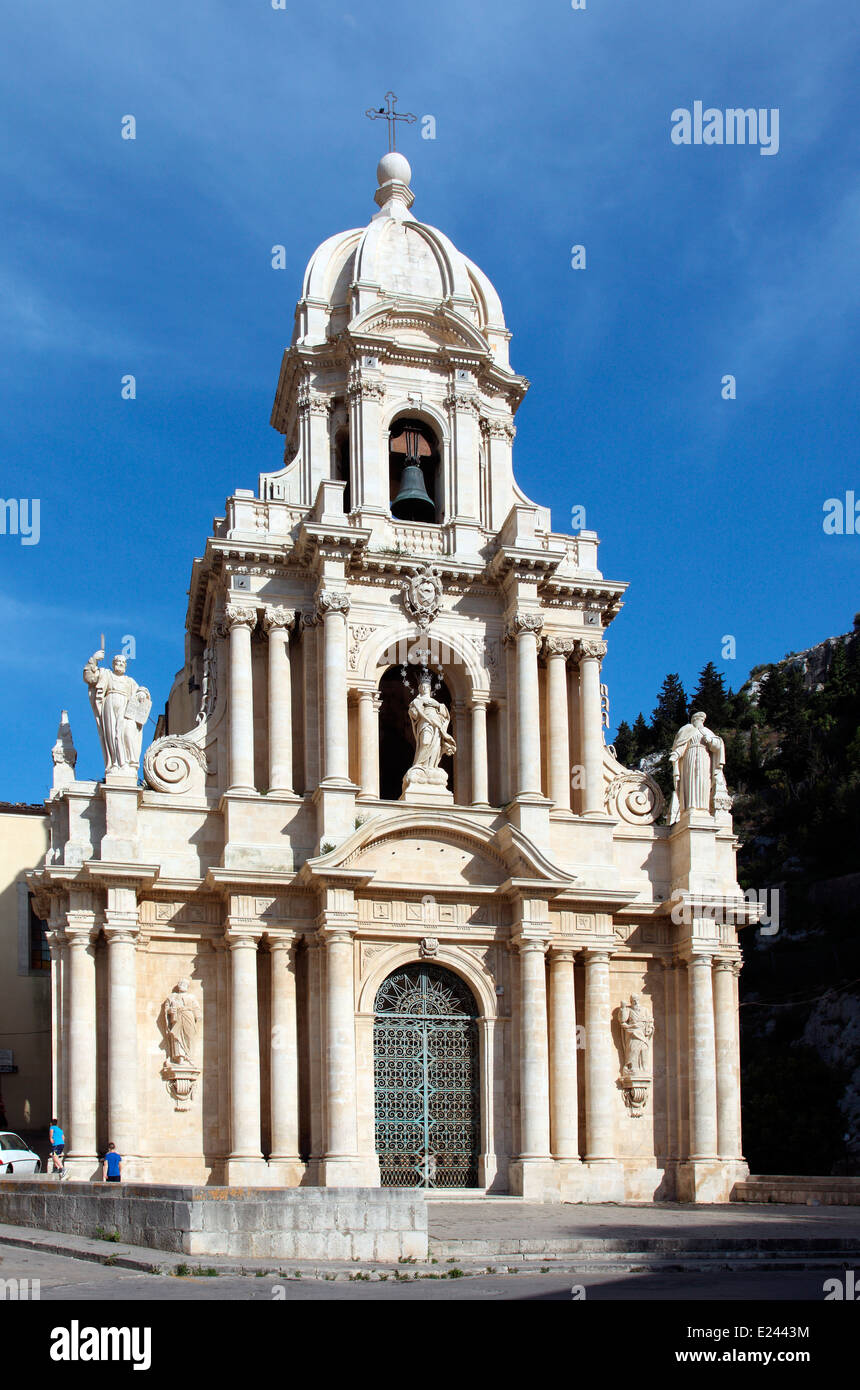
<box><xmin>377</xmin><ymin>151</ymin><xmax>412</xmax><ymax>188</ymax></box>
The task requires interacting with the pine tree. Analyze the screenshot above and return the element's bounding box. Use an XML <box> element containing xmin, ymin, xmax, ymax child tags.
<box><xmin>650</xmin><ymin>673</ymin><xmax>688</xmax><ymax>749</ymax></box>
<box><xmin>613</xmin><ymin>719</ymin><xmax>634</xmax><ymax>766</ymax></box>
<box><xmin>689</xmin><ymin>662</ymin><xmax>731</xmax><ymax>729</ymax></box>
<box><xmin>631</xmin><ymin>712</ymin><xmax>651</xmax><ymax>763</ymax></box>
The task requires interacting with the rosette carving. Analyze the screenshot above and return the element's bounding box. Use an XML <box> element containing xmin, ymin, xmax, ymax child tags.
<box><xmin>143</xmin><ymin>737</ymin><xmax>209</xmax><ymax>795</ymax></box>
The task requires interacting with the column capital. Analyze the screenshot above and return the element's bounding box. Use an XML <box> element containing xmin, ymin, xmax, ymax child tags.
<box><xmin>224</xmin><ymin>603</ymin><xmax>257</xmax><ymax>632</ymax></box>
<box><xmin>582</xmin><ymin>947</ymin><xmax>612</xmax><ymax>965</ymax></box>
<box><xmin>103</xmin><ymin>920</ymin><xmax>139</xmax><ymax>946</ymax></box>
<box><xmin>685</xmin><ymin>950</ymin><xmax>715</xmax><ymax>969</ymax></box>
<box><xmin>263</xmin><ymin>605</ymin><xmax>296</xmax><ymax>635</ymax></box>
<box><xmin>576</xmin><ymin>639</ymin><xmax>607</xmax><ymax>663</ymax></box>
<box><xmin>469</xmin><ymin>691</ymin><xmax>491</xmax><ymax>710</ymax></box>
<box><xmin>511</xmin><ymin>933</ymin><xmax>550</xmax><ymax>954</ymax></box>
<box><xmin>318</xmin><ymin>924</ymin><xmax>357</xmax><ymax>946</ymax></box>
<box><xmin>549</xmin><ymin>943</ymin><xmax>578</xmax><ymax>963</ymax></box>
<box><xmin>225</xmin><ymin>927</ymin><xmax>262</xmax><ymax>949</ymax></box>
<box><xmin>316</xmin><ymin>590</ymin><xmax>351</xmax><ymax>620</ymax></box>
<box><xmin>267</xmin><ymin>931</ymin><xmax>299</xmax><ymax>955</ymax></box>
<box><xmin>713</xmin><ymin>956</ymin><xmax>742</xmax><ymax>977</ymax></box>
<box><xmin>544</xmin><ymin>635</ymin><xmax>577</xmax><ymax>660</ymax></box>
<box><xmin>505</xmin><ymin>611</ymin><xmax>544</xmax><ymax>644</ymax></box>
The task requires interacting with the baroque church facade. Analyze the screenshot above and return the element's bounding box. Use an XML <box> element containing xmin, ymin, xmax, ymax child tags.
<box><xmin>30</xmin><ymin>151</ymin><xmax>756</xmax><ymax>1202</ymax></box>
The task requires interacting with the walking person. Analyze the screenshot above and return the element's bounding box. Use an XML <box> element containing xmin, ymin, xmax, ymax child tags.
<box><xmin>48</xmin><ymin>1118</ymin><xmax>68</xmax><ymax>1179</ymax></box>
<box><xmin>101</xmin><ymin>1142</ymin><xmax>122</xmax><ymax>1183</ymax></box>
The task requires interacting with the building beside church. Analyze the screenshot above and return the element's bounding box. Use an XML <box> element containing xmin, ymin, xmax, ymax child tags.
<box><xmin>29</xmin><ymin>150</ymin><xmax>757</xmax><ymax>1202</ymax></box>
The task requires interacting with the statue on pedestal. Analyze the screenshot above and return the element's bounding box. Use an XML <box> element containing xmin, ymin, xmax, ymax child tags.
<box><xmin>618</xmin><ymin>993</ymin><xmax>655</xmax><ymax>1116</ymax></box>
<box><xmin>668</xmin><ymin>711</ymin><xmax>728</xmax><ymax>823</ymax></box>
<box><xmin>161</xmin><ymin>979</ymin><xmax>202</xmax><ymax>1111</ymax></box>
<box><xmin>403</xmin><ymin>678</ymin><xmax>456</xmax><ymax>791</ymax></box>
<box><xmin>83</xmin><ymin>649</ymin><xmax>151</xmax><ymax>776</ymax></box>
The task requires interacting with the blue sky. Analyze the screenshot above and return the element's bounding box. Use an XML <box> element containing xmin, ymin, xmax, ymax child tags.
<box><xmin>1</xmin><ymin>0</ymin><xmax>857</xmax><ymax>801</ymax></box>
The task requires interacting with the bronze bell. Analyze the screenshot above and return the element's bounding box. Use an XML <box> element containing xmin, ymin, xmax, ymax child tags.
<box><xmin>391</xmin><ymin>423</ymin><xmax>436</xmax><ymax>522</ymax></box>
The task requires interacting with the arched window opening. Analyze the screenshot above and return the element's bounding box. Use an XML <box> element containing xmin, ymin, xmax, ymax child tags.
<box><xmin>334</xmin><ymin>427</ymin><xmax>351</xmax><ymax>513</ymax></box>
<box><xmin>377</xmin><ymin>664</ymin><xmax>453</xmax><ymax>800</ymax></box>
<box><xmin>389</xmin><ymin>418</ymin><xmax>439</xmax><ymax>523</ymax></box>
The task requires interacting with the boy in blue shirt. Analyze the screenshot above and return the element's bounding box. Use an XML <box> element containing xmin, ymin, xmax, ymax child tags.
<box><xmin>102</xmin><ymin>1143</ymin><xmax>122</xmax><ymax>1182</ymax></box>
<box><xmin>48</xmin><ymin>1118</ymin><xmax>67</xmax><ymax>1178</ymax></box>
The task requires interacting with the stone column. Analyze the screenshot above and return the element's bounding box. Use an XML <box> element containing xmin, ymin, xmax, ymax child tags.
<box><xmin>470</xmin><ymin>694</ymin><xmax>490</xmax><ymax>807</ymax></box>
<box><xmin>577</xmin><ymin>640</ymin><xmax>607</xmax><ymax>816</ymax></box>
<box><xmin>549</xmin><ymin>946</ymin><xmax>580</xmax><ymax>1161</ymax></box>
<box><xmin>511</xmin><ymin>931</ymin><xmax>555</xmax><ymax>1198</ymax></box>
<box><xmin>269</xmin><ymin>935</ymin><xmax>303</xmax><ymax>1184</ymax></box>
<box><xmin>225</xmin><ymin>930</ymin><xmax>265</xmax><ymax>1182</ymax></box>
<box><xmin>545</xmin><ymin>638</ymin><xmax>574</xmax><ymax>812</ymax></box>
<box><xmin>263</xmin><ymin>606</ymin><xmax>295</xmax><ymax>794</ymax></box>
<box><xmin>583</xmin><ymin>949</ymin><xmax>615</xmax><ymax>1161</ymax></box>
<box><xmin>357</xmin><ymin>689</ymin><xmax>381</xmax><ymax>799</ymax></box>
<box><xmin>225</xmin><ymin>604</ymin><xmax>257</xmax><ymax>793</ymax></box>
<box><xmin>713</xmin><ymin>958</ymin><xmax>742</xmax><ymax>1160</ymax></box>
<box><xmin>687</xmin><ymin>954</ymin><xmax>719</xmax><ymax>1159</ymax></box>
<box><xmin>509</xmin><ymin>613</ymin><xmax>543</xmax><ymax>797</ymax></box>
<box><xmin>65</xmin><ymin>910</ymin><xmax>97</xmax><ymax>1172</ymax></box>
<box><xmin>320</xmin><ymin>924</ymin><xmax>363</xmax><ymax>1185</ymax></box>
<box><xmin>104</xmin><ymin>888</ymin><xmax>139</xmax><ymax>1166</ymax></box>
<box><xmin>318</xmin><ymin>591</ymin><xmax>351</xmax><ymax>784</ymax></box>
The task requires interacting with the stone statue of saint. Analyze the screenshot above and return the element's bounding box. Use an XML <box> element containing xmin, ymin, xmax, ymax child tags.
<box><xmin>408</xmin><ymin>678</ymin><xmax>456</xmax><ymax>771</ymax></box>
<box><xmin>668</xmin><ymin>711</ymin><xmax>726</xmax><ymax>824</ymax></box>
<box><xmin>164</xmin><ymin>979</ymin><xmax>201</xmax><ymax>1066</ymax></box>
<box><xmin>83</xmin><ymin>649</ymin><xmax>151</xmax><ymax>775</ymax></box>
<box><xmin>618</xmin><ymin>994</ymin><xmax>654</xmax><ymax>1077</ymax></box>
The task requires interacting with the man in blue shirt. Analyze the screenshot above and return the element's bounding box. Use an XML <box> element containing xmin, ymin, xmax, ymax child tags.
<box><xmin>48</xmin><ymin>1118</ymin><xmax>68</xmax><ymax>1178</ymax></box>
<box><xmin>102</xmin><ymin>1143</ymin><xmax>122</xmax><ymax>1182</ymax></box>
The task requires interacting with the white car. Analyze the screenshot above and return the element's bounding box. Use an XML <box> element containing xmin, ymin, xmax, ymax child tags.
<box><xmin>0</xmin><ymin>1132</ymin><xmax>41</xmax><ymax>1175</ymax></box>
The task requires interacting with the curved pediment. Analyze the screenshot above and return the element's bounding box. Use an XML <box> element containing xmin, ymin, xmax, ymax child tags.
<box><xmin>347</xmin><ymin>304</ymin><xmax>490</xmax><ymax>357</ymax></box>
<box><xmin>301</xmin><ymin>813</ymin><xmax>576</xmax><ymax>893</ymax></box>
<box><xmin>345</xmin><ymin>827</ymin><xmax>508</xmax><ymax>887</ymax></box>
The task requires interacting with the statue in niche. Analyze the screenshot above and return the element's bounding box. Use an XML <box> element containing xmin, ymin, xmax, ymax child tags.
<box><xmin>83</xmin><ymin>649</ymin><xmax>151</xmax><ymax>775</ymax></box>
<box><xmin>617</xmin><ymin>994</ymin><xmax>655</xmax><ymax>1117</ymax></box>
<box><xmin>407</xmin><ymin>678</ymin><xmax>456</xmax><ymax>776</ymax></box>
<box><xmin>618</xmin><ymin>994</ymin><xmax>654</xmax><ymax>1077</ymax></box>
<box><xmin>164</xmin><ymin>979</ymin><xmax>201</xmax><ymax>1066</ymax></box>
<box><xmin>668</xmin><ymin>711</ymin><xmax>728</xmax><ymax>823</ymax></box>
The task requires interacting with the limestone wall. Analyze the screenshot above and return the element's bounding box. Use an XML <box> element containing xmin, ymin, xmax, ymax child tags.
<box><xmin>0</xmin><ymin>1181</ymin><xmax>428</xmax><ymax>1260</ymax></box>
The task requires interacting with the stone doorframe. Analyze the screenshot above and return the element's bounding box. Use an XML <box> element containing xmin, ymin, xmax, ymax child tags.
<box><xmin>355</xmin><ymin>941</ymin><xmax>504</xmax><ymax>1191</ymax></box>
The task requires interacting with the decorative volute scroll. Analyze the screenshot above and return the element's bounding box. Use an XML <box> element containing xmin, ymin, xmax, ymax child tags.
<box><xmin>602</xmin><ymin>747</ymin><xmax>665</xmax><ymax>825</ymax></box>
<box><xmin>143</xmin><ymin>737</ymin><xmax>209</xmax><ymax>795</ymax></box>
<box><xmin>401</xmin><ymin>563</ymin><xmax>442</xmax><ymax>632</ymax></box>
<box><xmin>617</xmin><ymin>993</ymin><xmax>655</xmax><ymax>1116</ymax></box>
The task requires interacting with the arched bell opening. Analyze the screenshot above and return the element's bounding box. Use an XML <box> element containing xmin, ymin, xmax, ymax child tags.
<box><xmin>388</xmin><ymin>417</ymin><xmax>440</xmax><ymax>523</ymax></box>
<box><xmin>333</xmin><ymin>425</ymin><xmax>351</xmax><ymax>513</ymax></box>
<box><xmin>377</xmin><ymin>664</ymin><xmax>453</xmax><ymax>801</ymax></box>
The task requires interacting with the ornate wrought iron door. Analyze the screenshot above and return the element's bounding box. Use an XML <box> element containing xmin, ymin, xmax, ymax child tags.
<box><xmin>374</xmin><ymin>964</ymin><xmax>480</xmax><ymax>1188</ymax></box>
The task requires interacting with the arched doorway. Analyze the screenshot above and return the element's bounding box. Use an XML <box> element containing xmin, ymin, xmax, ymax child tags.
<box><xmin>373</xmin><ymin>964</ymin><xmax>480</xmax><ymax>1188</ymax></box>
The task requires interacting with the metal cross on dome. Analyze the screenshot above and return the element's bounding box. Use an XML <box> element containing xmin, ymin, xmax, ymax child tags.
<box><xmin>365</xmin><ymin>91</ymin><xmax>416</xmax><ymax>152</ymax></box>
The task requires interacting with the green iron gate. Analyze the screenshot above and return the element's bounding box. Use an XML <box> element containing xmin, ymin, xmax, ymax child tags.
<box><xmin>374</xmin><ymin>964</ymin><xmax>480</xmax><ymax>1189</ymax></box>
